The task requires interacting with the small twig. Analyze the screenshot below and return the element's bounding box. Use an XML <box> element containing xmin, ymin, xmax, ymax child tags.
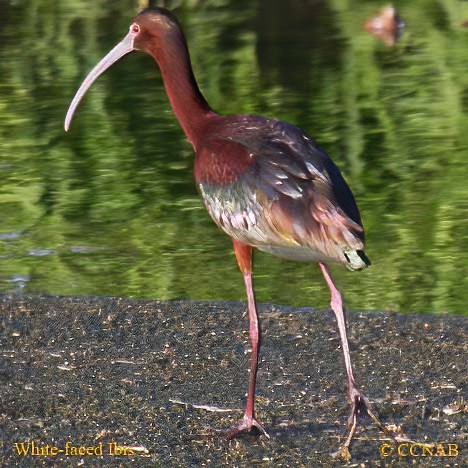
<box><xmin>169</xmin><ymin>398</ymin><xmax>235</xmax><ymax>413</ymax></box>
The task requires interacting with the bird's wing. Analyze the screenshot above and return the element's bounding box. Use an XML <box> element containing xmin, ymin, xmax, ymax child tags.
<box><xmin>196</xmin><ymin>127</ymin><xmax>367</xmax><ymax>267</ymax></box>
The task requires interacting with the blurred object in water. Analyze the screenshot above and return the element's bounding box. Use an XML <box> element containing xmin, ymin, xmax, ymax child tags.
<box><xmin>364</xmin><ymin>6</ymin><xmax>405</xmax><ymax>47</ymax></box>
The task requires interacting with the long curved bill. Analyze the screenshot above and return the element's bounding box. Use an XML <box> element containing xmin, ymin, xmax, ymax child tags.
<box><xmin>64</xmin><ymin>29</ymin><xmax>137</xmax><ymax>131</ymax></box>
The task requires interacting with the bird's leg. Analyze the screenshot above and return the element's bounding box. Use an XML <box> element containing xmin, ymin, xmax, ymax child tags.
<box><xmin>319</xmin><ymin>263</ymin><xmax>359</xmax><ymax>403</ymax></box>
<box><xmin>319</xmin><ymin>262</ymin><xmax>383</xmax><ymax>458</ymax></box>
<box><xmin>222</xmin><ymin>239</ymin><xmax>268</xmax><ymax>438</ymax></box>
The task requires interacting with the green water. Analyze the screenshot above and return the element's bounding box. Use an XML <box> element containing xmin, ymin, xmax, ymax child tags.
<box><xmin>1</xmin><ymin>0</ymin><xmax>468</xmax><ymax>315</ymax></box>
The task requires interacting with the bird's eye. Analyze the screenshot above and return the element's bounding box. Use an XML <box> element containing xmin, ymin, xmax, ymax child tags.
<box><xmin>131</xmin><ymin>24</ymin><xmax>140</xmax><ymax>34</ymax></box>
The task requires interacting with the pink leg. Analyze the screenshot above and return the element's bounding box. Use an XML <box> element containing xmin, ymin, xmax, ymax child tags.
<box><xmin>222</xmin><ymin>240</ymin><xmax>268</xmax><ymax>438</ymax></box>
<box><xmin>319</xmin><ymin>262</ymin><xmax>383</xmax><ymax>459</ymax></box>
<box><xmin>319</xmin><ymin>263</ymin><xmax>358</xmax><ymax>400</ymax></box>
<box><xmin>243</xmin><ymin>268</ymin><xmax>260</xmax><ymax>422</ymax></box>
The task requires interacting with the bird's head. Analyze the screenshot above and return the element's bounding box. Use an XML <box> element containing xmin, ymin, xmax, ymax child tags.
<box><xmin>64</xmin><ymin>8</ymin><xmax>180</xmax><ymax>131</ymax></box>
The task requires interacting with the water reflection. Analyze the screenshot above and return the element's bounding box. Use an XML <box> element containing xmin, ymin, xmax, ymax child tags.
<box><xmin>1</xmin><ymin>0</ymin><xmax>468</xmax><ymax>315</ymax></box>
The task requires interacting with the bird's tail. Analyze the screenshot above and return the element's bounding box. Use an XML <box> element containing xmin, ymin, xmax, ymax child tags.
<box><xmin>344</xmin><ymin>248</ymin><xmax>371</xmax><ymax>271</ymax></box>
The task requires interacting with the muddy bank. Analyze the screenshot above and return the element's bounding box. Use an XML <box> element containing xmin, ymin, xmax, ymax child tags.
<box><xmin>0</xmin><ymin>295</ymin><xmax>466</xmax><ymax>466</ymax></box>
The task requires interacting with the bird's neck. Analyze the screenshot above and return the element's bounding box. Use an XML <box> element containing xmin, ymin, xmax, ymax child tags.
<box><xmin>150</xmin><ymin>31</ymin><xmax>215</xmax><ymax>146</ymax></box>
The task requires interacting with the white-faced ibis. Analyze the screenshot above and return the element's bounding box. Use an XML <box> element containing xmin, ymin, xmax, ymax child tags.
<box><xmin>65</xmin><ymin>7</ymin><xmax>383</xmax><ymax>457</ymax></box>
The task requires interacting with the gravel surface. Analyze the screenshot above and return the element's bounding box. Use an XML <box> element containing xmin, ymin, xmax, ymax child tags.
<box><xmin>0</xmin><ymin>295</ymin><xmax>467</xmax><ymax>467</ymax></box>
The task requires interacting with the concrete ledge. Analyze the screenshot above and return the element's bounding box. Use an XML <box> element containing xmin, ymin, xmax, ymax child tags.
<box><xmin>1</xmin><ymin>295</ymin><xmax>467</xmax><ymax>466</ymax></box>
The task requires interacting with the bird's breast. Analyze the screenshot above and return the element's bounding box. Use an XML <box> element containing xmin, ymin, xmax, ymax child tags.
<box><xmin>194</xmin><ymin>138</ymin><xmax>255</xmax><ymax>185</ymax></box>
<box><xmin>198</xmin><ymin>181</ymin><xmax>262</xmax><ymax>239</ymax></box>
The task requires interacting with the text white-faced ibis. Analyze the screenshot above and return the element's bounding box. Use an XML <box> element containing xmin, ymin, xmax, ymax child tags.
<box><xmin>65</xmin><ymin>7</ymin><xmax>383</xmax><ymax>458</ymax></box>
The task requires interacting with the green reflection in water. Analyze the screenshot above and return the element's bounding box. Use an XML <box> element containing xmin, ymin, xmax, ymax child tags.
<box><xmin>1</xmin><ymin>0</ymin><xmax>468</xmax><ymax>315</ymax></box>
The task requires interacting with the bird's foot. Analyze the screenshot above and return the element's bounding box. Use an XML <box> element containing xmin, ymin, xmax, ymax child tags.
<box><xmin>331</xmin><ymin>387</ymin><xmax>387</xmax><ymax>461</ymax></box>
<box><xmin>221</xmin><ymin>415</ymin><xmax>270</xmax><ymax>439</ymax></box>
